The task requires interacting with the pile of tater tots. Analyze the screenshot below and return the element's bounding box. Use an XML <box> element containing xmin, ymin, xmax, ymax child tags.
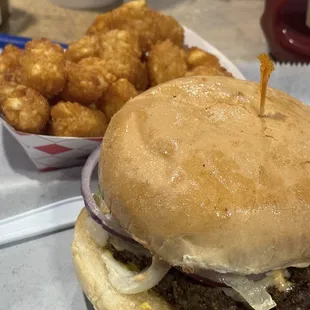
<box><xmin>0</xmin><ymin>0</ymin><xmax>232</xmax><ymax>137</ymax></box>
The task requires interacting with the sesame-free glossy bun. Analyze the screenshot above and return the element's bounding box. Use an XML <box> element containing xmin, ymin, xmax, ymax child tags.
<box><xmin>99</xmin><ymin>76</ymin><xmax>310</xmax><ymax>275</ymax></box>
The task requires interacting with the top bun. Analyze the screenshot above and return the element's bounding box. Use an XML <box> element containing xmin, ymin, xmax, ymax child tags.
<box><xmin>99</xmin><ymin>76</ymin><xmax>310</xmax><ymax>275</ymax></box>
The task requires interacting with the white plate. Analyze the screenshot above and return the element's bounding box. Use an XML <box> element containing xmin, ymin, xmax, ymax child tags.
<box><xmin>0</xmin><ymin>196</ymin><xmax>84</xmax><ymax>247</ymax></box>
<box><xmin>183</xmin><ymin>26</ymin><xmax>245</xmax><ymax>80</ymax></box>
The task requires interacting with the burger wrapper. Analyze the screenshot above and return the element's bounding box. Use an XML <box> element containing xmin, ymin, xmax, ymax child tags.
<box><xmin>0</xmin><ymin>117</ymin><xmax>102</xmax><ymax>172</ymax></box>
<box><xmin>237</xmin><ymin>62</ymin><xmax>310</xmax><ymax>106</ymax></box>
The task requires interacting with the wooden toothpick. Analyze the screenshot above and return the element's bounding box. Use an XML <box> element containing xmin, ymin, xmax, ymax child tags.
<box><xmin>257</xmin><ymin>53</ymin><xmax>275</xmax><ymax>117</ymax></box>
<box><xmin>306</xmin><ymin>0</ymin><xmax>310</xmax><ymax>28</ymax></box>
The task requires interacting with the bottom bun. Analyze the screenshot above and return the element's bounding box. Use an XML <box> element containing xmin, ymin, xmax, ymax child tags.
<box><xmin>72</xmin><ymin>208</ymin><xmax>173</xmax><ymax>310</ymax></box>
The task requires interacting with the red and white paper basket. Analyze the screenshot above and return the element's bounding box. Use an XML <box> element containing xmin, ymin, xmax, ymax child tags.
<box><xmin>1</xmin><ymin>118</ymin><xmax>102</xmax><ymax>172</ymax></box>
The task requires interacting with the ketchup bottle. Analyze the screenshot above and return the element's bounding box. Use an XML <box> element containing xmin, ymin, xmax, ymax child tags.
<box><xmin>261</xmin><ymin>0</ymin><xmax>310</xmax><ymax>62</ymax></box>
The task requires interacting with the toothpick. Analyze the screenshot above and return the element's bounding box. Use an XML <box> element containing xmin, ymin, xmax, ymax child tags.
<box><xmin>307</xmin><ymin>0</ymin><xmax>310</xmax><ymax>28</ymax></box>
<box><xmin>257</xmin><ymin>53</ymin><xmax>275</xmax><ymax>117</ymax></box>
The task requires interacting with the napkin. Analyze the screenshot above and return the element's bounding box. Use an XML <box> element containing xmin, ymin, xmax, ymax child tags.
<box><xmin>237</xmin><ymin>62</ymin><xmax>310</xmax><ymax>106</ymax></box>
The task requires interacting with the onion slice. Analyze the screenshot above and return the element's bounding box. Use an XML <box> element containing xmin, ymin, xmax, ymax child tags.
<box><xmin>109</xmin><ymin>235</ymin><xmax>151</xmax><ymax>258</ymax></box>
<box><xmin>219</xmin><ymin>274</ymin><xmax>276</xmax><ymax>310</ymax></box>
<box><xmin>81</xmin><ymin>145</ymin><xmax>134</xmax><ymax>242</ymax></box>
<box><xmin>101</xmin><ymin>251</ymin><xmax>171</xmax><ymax>294</ymax></box>
<box><xmin>194</xmin><ymin>268</ymin><xmax>277</xmax><ymax>309</ymax></box>
<box><xmin>86</xmin><ymin>216</ymin><xmax>109</xmax><ymax>247</ymax></box>
<box><xmin>188</xmin><ymin>269</ymin><xmax>265</xmax><ymax>288</ymax></box>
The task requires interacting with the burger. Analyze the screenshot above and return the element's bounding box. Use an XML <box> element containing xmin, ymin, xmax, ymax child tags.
<box><xmin>72</xmin><ymin>76</ymin><xmax>310</xmax><ymax>310</ymax></box>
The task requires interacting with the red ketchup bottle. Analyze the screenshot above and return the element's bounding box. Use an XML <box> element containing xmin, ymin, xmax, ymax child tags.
<box><xmin>261</xmin><ymin>0</ymin><xmax>310</xmax><ymax>62</ymax></box>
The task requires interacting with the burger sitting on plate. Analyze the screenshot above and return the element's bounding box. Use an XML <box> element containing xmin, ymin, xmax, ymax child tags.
<box><xmin>72</xmin><ymin>75</ymin><xmax>310</xmax><ymax>310</ymax></box>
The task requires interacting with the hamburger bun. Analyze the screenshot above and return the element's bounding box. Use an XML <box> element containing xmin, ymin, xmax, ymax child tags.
<box><xmin>72</xmin><ymin>208</ymin><xmax>173</xmax><ymax>310</ymax></box>
<box><xmin>99</xmin><ymin>76</ymin><xmax>310</xmax><ymax>275</ymax></box>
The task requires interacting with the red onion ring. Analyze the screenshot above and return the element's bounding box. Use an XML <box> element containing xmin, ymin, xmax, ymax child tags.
<box><xmin>81</xmin><ymin>145</ymin><xmax>135</xmax><ymax>243</ymax></box>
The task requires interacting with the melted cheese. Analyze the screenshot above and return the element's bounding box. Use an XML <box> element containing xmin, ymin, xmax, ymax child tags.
<box><xmin>270</xmin><ymin>270</ymin><xmax>292</xmax><ymax>292</ymax></box>
<box><xmin>140</xmin><ymin>302</ymin><xmax>153</xmax><ymax>310</ymax></box>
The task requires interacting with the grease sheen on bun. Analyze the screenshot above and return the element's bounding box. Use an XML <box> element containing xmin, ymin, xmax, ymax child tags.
<box><xmin>99</xmin><ymin>76</ymin><xmax>310</xmax><ymax>275</ymax></box>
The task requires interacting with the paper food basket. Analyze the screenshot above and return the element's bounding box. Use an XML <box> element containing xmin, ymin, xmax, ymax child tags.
<box><xmin>1</xmin><ymin>117</ymin><xmax>102</xmax><ymax>172</ymax></box>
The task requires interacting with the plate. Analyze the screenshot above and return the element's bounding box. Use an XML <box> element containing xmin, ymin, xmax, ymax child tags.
<box><xmin>184</xmin><ymin>26</ymin><xmax>245</xmax><ymax>80</ymax></box>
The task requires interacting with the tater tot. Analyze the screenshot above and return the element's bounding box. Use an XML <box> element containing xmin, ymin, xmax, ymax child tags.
<box><xmin>50</xmin><ymin>101</ymin><xmax>108</xmax><ymax>137</ymax></box>
<box><xmin>1</xmin><ymin>85</ymin><xmax>50</xmax><ymax>134</ymax></box>
<box><xmin>155</xmin><ymin>12</ymin><xmax>184</xmax><ymax>49</ymax></box>
<box><xmin>0</xmin><ymin>44</ymin><xmax>23</xmax><ymax>82</ymax></box>
<box><xmin>61</xmin><ymin>59</ymin><xmax>116</xmax><ymax>106</ymax></box>
<box><xmin>97</xmin><ymin>29</ymin><xmax>141</xmax><ymax>60</ymax></box>
<box><xmin>19</xmin><ymin>39</ymin><xmax>66</xmax><ymax>98</ymax></box>
<box><xmin>87</xmin><ymin>0</ymin><xmax>147</xmax><ymax>37</ymax></box>
<box><xmin>185</xmin><ymin>65</ymin><xmax>233</xmax><ymax>78</ymax></box>
<box><xmin>78</xmin><ymin>57</ymin><xmax>117</xmax><ymax>85</ymax></box>
<box><xmin>99</xmin><ymin>54</ymin><xmax>148</xmax><ymax>91</ymax></box>
<box><xmin>186</xmin><ymin>47</ymin><xmax>220</xmax><ymax>69</ymax></box>
<box><xmin>65</xmin><ymin>35</ymin><xmax>99</xmax><ymax>63</ymax></box>
<box><xmin>96</xmin><ymin>30</ymin><xmax>148</xmax><ymax>91</ymax></box>
<box><xmin>98</xmin><ymin>78</ymin><xmax>138</xmax><ymax>120</ymax></box>
<box><xmin>147</xmin><ymin>40</ymin><xmax>187</xmax><ymax>86</ymax></box>
<box><xmin>86</xmin><ymin>0</ymin><xmax>184</xmax><ymax>52</ymax></box>
<box><xmin>0</xmin><ymin>80</ymin><xmax>19</xmax><ymax>104</ymax></box>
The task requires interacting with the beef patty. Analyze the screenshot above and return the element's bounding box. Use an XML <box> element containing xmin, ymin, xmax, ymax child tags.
<box><xmin>108</xmin><ymin>244</ymin><xmax>310</xmax><ymax>310</ymax></box>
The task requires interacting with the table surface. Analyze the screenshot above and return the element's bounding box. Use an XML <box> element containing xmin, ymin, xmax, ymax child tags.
<box><xmin>0</xmin><ymin>1</ymin><xmax>268</xmax><ymax>309</ymax></box>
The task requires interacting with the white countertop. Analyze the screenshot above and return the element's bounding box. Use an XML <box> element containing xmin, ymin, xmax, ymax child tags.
<box><xmin>0</xmin><ymin>229</ymin><xmax>88</xmax><ymax>310</ymax></box>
